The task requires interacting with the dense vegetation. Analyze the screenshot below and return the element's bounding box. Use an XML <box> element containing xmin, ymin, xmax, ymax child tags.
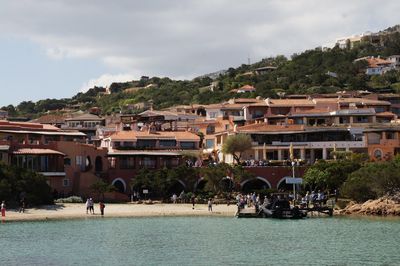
<box><xmin>303</xmin><ymin>154</ymin><xmax>400</xmax><ymax>202</ymax></box>
<box><xmin>3</xmin><ymin>26</ymin><xmax>400</xmax><ymax>119</ymax></box>
<box><xmin>0</xmin><ymin>163</ymin><xmax>53</xmax><ymax>206</ymax></box>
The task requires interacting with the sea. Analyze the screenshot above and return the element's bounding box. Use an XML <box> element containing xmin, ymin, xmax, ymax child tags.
<box><xmin>0</xmin><ymin>216</ymin><xmax>399</xmax><ymax>265</ymax></box>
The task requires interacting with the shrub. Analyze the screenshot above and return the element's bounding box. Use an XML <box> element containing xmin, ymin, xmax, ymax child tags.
<box><xmin>55</xmin><ymin>196</ymin><xmax>84</xmax><ymax>203</ymax></box>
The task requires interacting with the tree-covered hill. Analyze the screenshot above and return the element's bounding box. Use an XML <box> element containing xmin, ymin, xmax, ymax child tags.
<box><xmin>3</xmin><ymin>25</ymin><xmax>400</xmax><ymax>118</ymax></box>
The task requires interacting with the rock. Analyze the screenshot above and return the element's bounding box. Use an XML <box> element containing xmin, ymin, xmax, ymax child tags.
<box><xmin>341</xmin><ymin>196</ymin><xmax>400</xmax><ymax>216</ymax></box>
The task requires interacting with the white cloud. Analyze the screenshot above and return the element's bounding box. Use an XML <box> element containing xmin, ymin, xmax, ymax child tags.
<box><xmin>1</xmin><ymin>0</ymin><xmax>400</xmax><ymax>80</ymax></box>
<box><xmin>80</xmin><ymin>73</ymin><xmax>138</xmax><ymax>92</ymax></box>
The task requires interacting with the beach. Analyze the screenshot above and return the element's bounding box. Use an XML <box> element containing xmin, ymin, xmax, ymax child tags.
<box><xmin>2</xmin><ymin>203</ymin><xmax>238</xmax><ymax>222</ymax></box>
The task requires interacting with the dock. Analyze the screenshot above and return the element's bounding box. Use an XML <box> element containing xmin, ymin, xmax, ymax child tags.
<box><xmin>236</xmin><ymin>207</ymin><xmax>261</xmax><ymax>218</ymax></box>
<box><xmin>236</xmin><ymin>201</ymin><xmax>334</xmax><ymax>219</ymax></box>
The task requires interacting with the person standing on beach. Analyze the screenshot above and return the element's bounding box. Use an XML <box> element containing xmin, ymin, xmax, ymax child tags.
<box><xmin>99</xmin><ymin>202</ymin><xmax>105</xmax><ymax>216</ymax></box>
<box><xmin>19</xmin><ymin>199</ymin><xmax>25</xmax><ymax>213</ymax></box>
<box><xmin>191</xmin><ymin>195</ymin><xmax>195</xmax><ymax>209</ymax></box>
<box><xmin>89</xmin><ymin>198</ymin><xmax>95</xmax><ymax>214</ymax></box>
<box><xmin>85</xmin><ymin>198</ymin><xmax>90</xmax><ymax>214</ymax></box>
<box><xmin>208</xmin><ymin>198</ymin><xmax>213</xmax><ymax>212</ymax></box>
<box><xmin>1</xmin><ymin>201</ymin><xmax>6</xmax><ymax>217</ymax></box>
<box><xmin>172</xmin><ymin>194</ymin><xmax>177</xmax><ymax>204</ymax></box>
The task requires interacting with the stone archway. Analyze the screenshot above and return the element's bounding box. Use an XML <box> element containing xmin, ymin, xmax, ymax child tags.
<box><xmin>241</xmin><ymin>176</ymin><xmax>272</xmax><ymax>192</ymax></box>
<box><xmin>112</xmin><ymin>178</ymin><xmax>127</xmax><ymax>193</ymax></box>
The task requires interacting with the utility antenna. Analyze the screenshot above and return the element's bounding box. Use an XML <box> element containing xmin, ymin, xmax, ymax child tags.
<box><xmin>247</xmin><ymin>54</ymin><xmax>251</xmax><ymax>65</ymax></box>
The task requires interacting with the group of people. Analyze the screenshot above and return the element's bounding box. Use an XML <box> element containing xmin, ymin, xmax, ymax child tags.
<box><xmin>236</xmin><ymin>193</ymin><xmax>264</xmax><ymax>209</ymax></box>
<box><xmin>170</xmin><ymin>193</ymin><xmax>213</xmax><ymax>212</ymax></box>
<box><xmin>170</xmin><ymin>191</ymin><xmax>189</xmax><ymax>204</ymax></box>
<box><xmin>85</xmin><ymin>198</ymin><xmax>106</xmax><ymax>216</ymax></box>
<box><xmin>301</xmin><ymin>190</ymin><xmax>327</xmax><ymax>207</ymax></box>
<box><xmin>242</xmin><ymin>160</ymin><xmax>269</xmax><ymax>167</ymax></box>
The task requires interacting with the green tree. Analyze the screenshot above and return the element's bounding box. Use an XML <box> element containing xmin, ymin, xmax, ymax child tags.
<box><xmin>303</xmin><ymin>158</ymin><xmax>362</xmax><ymax>191</ymax></box>
<box><xmin>303</xmin><ymin>167</ymin><xmax>330</xmax><ymax>191</ymax></box>
<box><xmin>90</xmin><ymin>179</ymin><xmax>116</xmax><ymax>200</ymax></box>
<box><xmin>0</xmin><ymin>163</ymin><xmax>53</xmax><ymax>205</ymax></box>
<box><xmin>222</xmin><ymin>134</ymin><xmax>252</xmax><ymax>164</ymax></box>
<box><xmin>341</xmin><ymin>157</ymin><xmax>400</xmax><ymax>202</ymax></box>
<box><xmin>200</xmin><ymin>163</ymin><xmax>232</xmax><ymax>193</ymax></box>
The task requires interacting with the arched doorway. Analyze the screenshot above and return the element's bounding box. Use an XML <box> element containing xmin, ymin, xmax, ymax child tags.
<box><xmin>112</xmin><ymin>178</ymin><xmax>126</xmax><ymax>193</ymax></box>
<box><xmin>241</xmin><ymin>177</ymin><xmax>271</xmax><ymax>193</ymax></box>
<box><xmin>220</xmin><ymin>177</ymin><xmax>235</xmax><ymax>192</ymax></box>
<box><xmin>84</xmin><ymin>156</ymin><xmax>92</xmax><ymax>171</ymax></box>
<box><xmin>196</xmin><ymin>107</ymin><xmax>206</xmax><ymax>117</ymax></box>
<box><xmin>195</xmin><ymin>178</ymin><xmax>207</xmax><ymax>191</ymax></box>
<box><xmin>95</xmin><ymin>156</ymin><xmax>103</xmax><ymax>172</ymax></box>
<box><xmin>277</xmin><ymin>177</ymin><xmax>293</xmax><ymax>191</ymax></box>
<box><xmin>168</xmin><ymin>180</ymin><xmax>186</xmax><ymax>195</ymax></box>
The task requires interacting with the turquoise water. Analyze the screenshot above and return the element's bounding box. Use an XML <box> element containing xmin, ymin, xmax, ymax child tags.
<box><xmin>0</xmin><ymin>216</ymin><xmax>399</xmax><ymax>265</ymax></box>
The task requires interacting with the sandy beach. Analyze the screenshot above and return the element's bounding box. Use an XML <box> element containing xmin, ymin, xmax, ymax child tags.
<box><xmin>2</xmin><ymin>203</ymin><xmax>238</xmax><ymax>222</ymax></box>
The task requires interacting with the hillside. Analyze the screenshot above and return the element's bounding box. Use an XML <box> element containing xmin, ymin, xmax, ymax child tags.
<box><xmin>3</xmin><ymin>25</ymin><xmax>400</xmax><ymax>118</ymax></box>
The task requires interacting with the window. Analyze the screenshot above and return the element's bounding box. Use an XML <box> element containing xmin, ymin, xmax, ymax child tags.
<box><xmin>375</xmin><ymin>107</ymin><xmax>385</xmax><ymax>113</ymax></box>
<box><xmin>205</xmin><ymin>139</ymin><xmax>215</xmax><ymax>149</ymax></box>
<box><xmin>119</xmin><ymin>157</ymin><xmax>135</xmax><ymax>169</ymax></box>
<box><xmin>339</xmin><ymin>117</ymin><xmax>349</xmax><ymax>124</ymax></box>
<box><xmin>64</xmin><ymin>158</ymin><xmax>71</xmax><ymax>166</ymax></box>
<box><xmin>114</xmin><ymin>142</ymin><xmax>121</xmax><ymax>148</ymax></box>
<box><xmin>253</xmin><ymin>110</ymin><xmax>264</xmax><ymax>119</ymax></box>
<box><xmin>159</xmin><ymin>140</ymin><xmax>177</xmax><ymax>147</ymax></box>
<box><xmin>180</xmin><ymin>142</ymin><xmax>196</xmax><ymax>149</ymax></box>
<box><xmin>109</xmin><ymin>157</ymin><xmax>116</xmax><ymax>169</ymax></box>
<box><xmin>374</xmin><ymin>149</ymin><xmax>382</xmax><ymax>159</ymax></box>
<box><xmin>225</xmin><ymin>125</ymin><xmax>230</xmax><ymax>130</ymax></box>
<box><xmin>140</xmin><ymin>157</ymin><xmax>156</xmax><ymax>168</ymax></box>
<box><xmin>386</xmin><ymin>132</ymin><xmax>395</xmax><ymax>139</ymax></box>
<box><xmin>137</xmin><ymin>139</ymin><xmax>156</xmax><ymax>148</ymax></box>
<box><xmin>63</xmin><ymin>178</ymin><xmax>70</xmax><ymax>187</ymax></box>
<box><xmin>354</xmin><ymin>116</ymin><xmax>368</xmax><ymax>123</ymax></box>
<box><xmin>123</xmin><ymin>141</ymin><xmax>134</xmax><ymax>147</ymax></box>
<box><xmin>76</xmin><ymin>156</ymin><xmax>83</xmax><ymax>166</ymax></box>
<box><xmin>206</xmin><ymin>125</ymin><xmax>215</xmax><ymax>134</ymax></box>
<box><xmin>209</xmin><ymin>112</ymin><xmax>217</xmax><ymax>118</ymax></box>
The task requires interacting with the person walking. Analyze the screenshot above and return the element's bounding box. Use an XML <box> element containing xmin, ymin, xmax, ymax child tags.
<box><xmin>1</xmin><ymin>201</ymin><xmax>6</xmax><ymax>217</ymax></box>
<box><xmin>208</xmin><ymin>198</ymin><xmax>213</xmax><ymax>212</ymax></box>
<box><xmin>85</xmin><ymin>198</ymin><xmax>90</xmax><ymax>214</ymax></box>
<box><xmin>99</xmin><ymin>202</ymin><xmax>105</xmax><ymax>216</ymax></box>
<box><xmin>89</xmin><ymin>198</ymin><xmax>95</xmax><ymax>214</ymax></box>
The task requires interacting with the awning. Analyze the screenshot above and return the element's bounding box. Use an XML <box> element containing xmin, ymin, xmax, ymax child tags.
<box><xmin>0</xmin><ymin>145</ymin><xmax>9</xmax><ymax>151</ymax></box>
<box><xmin>107</xmin><ymin>149</ymin><xmax>198</xmax><ymax>156</ymax></box>
<box><xmin>0</xmin><ymin>129</ymin><xmax>86</xmax><ymax>136</ymax></box>
<box><xmin>12</xmin><ymin>148</ymin><xmax>65</xmax><ymax>156</ymax></box>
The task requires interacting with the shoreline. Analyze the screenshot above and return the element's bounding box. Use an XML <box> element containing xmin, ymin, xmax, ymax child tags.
<box><xmin>2</xmin><ymin>203</ymin><xmax>399</xmax><ymax>223</ymax></box>
<box><xmin>1</xmin><ymin>203</ymin><xmax>238</xmax><ymax>222</ymax></box>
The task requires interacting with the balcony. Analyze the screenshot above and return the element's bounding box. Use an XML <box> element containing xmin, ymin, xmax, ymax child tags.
<box><xmin>268</xmin><ymin>141</ymin><xmax>366</xmax><ymax>149</ymax></box>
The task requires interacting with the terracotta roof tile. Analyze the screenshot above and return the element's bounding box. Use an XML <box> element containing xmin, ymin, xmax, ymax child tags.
<box><xmin>268</xmin><ymin>99</ymin><xmax>315</xmax><ymax>106</ymax></box>
<box><xmin>29</xmin><ymin>114</ymin><xmax>67</xmax><ymax>124</ymax></box>
<box><xmin>376</xmin><ymin>111</ymin><xmax>396</xmax><ymax>117</ymax></box>
<box><xmin>313</xmin><ymin>97</ymin><xmax>390</xmax><ymax>105</ymax></box>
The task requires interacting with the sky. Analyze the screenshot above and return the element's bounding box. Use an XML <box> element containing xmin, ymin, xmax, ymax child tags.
<box><xmin>0</xmin><ymin>0</ymin><xmax>400</xmax><ymax>107</ymax></box>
